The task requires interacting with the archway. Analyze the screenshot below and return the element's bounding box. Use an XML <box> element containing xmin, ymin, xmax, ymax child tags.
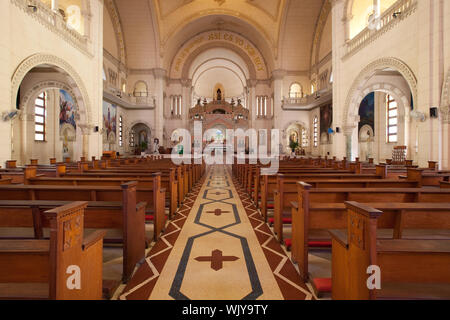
<box><xmin>343</xmin><ymin>58</ymin><xmax>416</xmax><ymax>161</ymax></box>
<box><xmin>129</xmin><ymin>123</ymin><xmax>152</xmax><ymax>155</ymax></box>
<box><xmin>12</xmin><ymin>63</ymin><xmax>90</xmax><ymax>165</ymax></box>
<box><xmin>284</xmin><ymin>122</ymin><xmax>308</xmax><ymax>155</ymax></box>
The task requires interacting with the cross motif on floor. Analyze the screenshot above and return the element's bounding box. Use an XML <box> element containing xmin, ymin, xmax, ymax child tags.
<box><xmin>194</xmin><ymin>249</ymin><xmax>239</xmax><ymax>271</ymax></box>
<box><xmin>206</xmin><ymin>208</ymin><xmax>230</xmax><ymax>216</ymax></box>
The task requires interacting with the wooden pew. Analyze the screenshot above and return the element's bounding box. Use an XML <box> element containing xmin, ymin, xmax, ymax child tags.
<box><xmin>25</xmin><ymin>169</ymin><xmax>171</xmax><ymax>222</ymax></box>
<box><xmin>440</xmin><ymin>181</ymin><xmax>450</xmax><ymax>188</ymax></box>
<box><xmin>258</xmin><ymin>166</ymin><xmax>388</xmax><ymax>221</ymax></box>
<box><xmin>0</xmin><ymin>182</ymin><xmax>150</xmax><ymax>283</ymax></box>
<box><xmin>19</xmin><ymin>177</ymin><xmax>165</xmax><ymax>241</ymax></box>
<box><xmin>291</xmin><ymin>183</ymin><xmax>450</xmax><ymax>280</ymax></box>
<box><xmin>61</xmin><ymin>171</ymin><xmax>178</xmax><ymax>218</ymax></box>
<box><xmin>0</xmin><ymin>198</ymin><xmax>146</xmax><ymax>287</ymax></box>
<box><xmin>273</xmin><ymin>175</ymin><xmax>421</xmax><ymax>242</ymax></box>
<box><xmin>330</xmin><ymin>201</ymin><xmax>450</xmax><ymax>300</ymax></box>
<box><xmin>0</xmin><ymin>178</ymin><xmax>12</xmax><ymax>185</ymax></box>
<box><xmin>0</xmin><ymin>201</ymin><xmax>105</xmax><ymax>300</ymax></box>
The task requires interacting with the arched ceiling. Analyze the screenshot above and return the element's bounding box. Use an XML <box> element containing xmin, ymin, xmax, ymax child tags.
<box><xmin>109</xmin><ymin>0</ymin><xmax>327</xmax><ymax>75</ymax></box>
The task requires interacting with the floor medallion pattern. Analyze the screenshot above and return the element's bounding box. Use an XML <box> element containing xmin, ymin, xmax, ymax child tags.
<box><xmin>119</xmin><ymin>165</ymin><xmax>312</xmax><ymax>300</ymax></box>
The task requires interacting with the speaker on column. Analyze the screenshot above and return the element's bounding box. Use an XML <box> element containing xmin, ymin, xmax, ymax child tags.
<box><xmin>336</xmin><ymin>127</ymin><xmax>340</xmax><ymax>133</ymax></box>
<box><xmin>430</xmin><ymin>107</ymin><xmax>438</xmax><ymax>118</ymax></box>
<box><xmin>94</xmin><ymin>126</ymin><xmax>99</xmax><ymax>132</ymax></box>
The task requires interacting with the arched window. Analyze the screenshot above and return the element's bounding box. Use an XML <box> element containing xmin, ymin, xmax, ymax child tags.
<box><xmin>311</xmin><ymin>83</ymin><xmax>316</xmax><ymax>94</ymax></box>
<box><xmin>102</xmin><ymin>68</ymin><xmax>107</xmax><ymax>82</ymax></box>
<box><xmin>130</xmin><ymin>129</ymin><xmax>135</xmax><ymax>147</ymax></box>
<box><xmin>289</xmin><ymin>83</ymin><xmax>302</xmax><ymax>99</ymax></box>
<box><xmin>302</xmin><ymin>128</ymin><xmax>308</xmax><ymax>148</ymax></box>
<box><xmin>35</xmin><ymin>92</ymin><xmax>47</xmax><ymax>141</ymax></box>
<box><xmin>134</xmin><ymin>81</ymin><xmax>148</xmax><ymax>97</ymax></box>
<box><xmin>313</xmin><ymin>116</ymin><xmax>318</xmax><ymax>147</ymax></box>
<box><xmin>386</xmin><ymin>94</ymin><xmax>398</xmax><ymax>143</ymax></box>
<box><xmin>119</xmin><ymin>116</ymin><xmax>123</xmax><ymax>147</ymax></box>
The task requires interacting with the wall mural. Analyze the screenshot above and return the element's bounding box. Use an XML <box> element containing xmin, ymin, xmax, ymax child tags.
<box><xmin>358</xmin><ymin>92</ymin><xmax>375</xmax><ymax>134</ymax></box>
<box><xmin>320</xmin><ymin>104</ymin><xmax>333</xmax><ymax>144</ymax></box>
<box><xmin>59</xmin><ymin>89</ymin><xmax>77</xmax><ymax>160</ymax></box>
<box><xmin>103</xmin><ymin>101</ymin><xmax>117</xmax><ymax>143</ymax></box>
<box><xmin>59</xmin><ymin>89</ymin><xmax>77</xmax><ymax>130</ymax></box>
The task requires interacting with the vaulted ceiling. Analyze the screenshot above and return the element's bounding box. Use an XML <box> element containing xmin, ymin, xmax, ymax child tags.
<box><xmin>106</xmin><ymin>0</ymin><xmax>328</xmax><ymax>77</ymax></box>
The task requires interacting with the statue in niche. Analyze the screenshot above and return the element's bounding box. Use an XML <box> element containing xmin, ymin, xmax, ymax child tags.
<box><xmin>216</xmin><ymin>89</ymin><xmax>222</xmax><ymax>101</ymax></box>
<box><xmin>153</xmin><ymin>138</ymin><xmax>160</xmax><ymax>155</ymax></box>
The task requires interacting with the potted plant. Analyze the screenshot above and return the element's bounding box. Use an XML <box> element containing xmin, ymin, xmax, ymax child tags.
<box><xmin>289</xmin><ymin>140</ymin><xmax>299</xmax><ymax>154</ymax></box>
<box><xmin>140</xmin><ymin>141</ymin><xmax>148</xmax><ymax>152</ymax></box>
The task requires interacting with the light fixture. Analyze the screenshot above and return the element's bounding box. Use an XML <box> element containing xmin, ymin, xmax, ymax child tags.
<box><xmin>27</xmin><ymin>5</ymin><xmax>37</xmax><ymax>13</ymax></box>
<box><xmin>393</xmin><ymin>11</ymin><xmax>402</xmax><ymax>18</ymax></box>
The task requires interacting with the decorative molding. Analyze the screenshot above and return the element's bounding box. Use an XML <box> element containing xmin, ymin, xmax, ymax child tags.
<box><xmin>343</xmin><ymin>57</ymin><xmax>418</xmax><ymax>127</ymax></box>
<box><xmin>104</xmin><ymin>0</ymin><xmax>127</xmax><ymax>65</ymax></box>
<box><xmin>441</xmin><ymin>68</ymin><xmax>450</xmax><ymax>123</ymax></box>
<box><xmin>11</xmin><ymin>54</ymin><xmax>92</xmax><ymax>125</ymax></box>
<box><xmin>310</xmin><ymin>0</ymin><xmax>332</xmax><ymax>70</ymax></box>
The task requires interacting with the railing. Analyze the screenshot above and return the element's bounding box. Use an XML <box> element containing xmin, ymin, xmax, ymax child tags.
<box><xmin>344</xmin><ymin>0</ymin><xmax>417</xmax><ymax>59</ymax></box>
<box><xmin>11</xmin><ymin>0</ymin><xmax>90</xmax><ymax>56</ymax></box>
<box><xmin>104</xmin><ymin>87</ymin><xmax>156</xmax><ymax>109</ymax></box>
<box><xmin>282</xmin><ymin>88</ymin><xmax>332</xmax><ymax>110</ymax></box>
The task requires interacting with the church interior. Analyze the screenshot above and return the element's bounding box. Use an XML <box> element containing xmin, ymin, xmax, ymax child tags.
<box><xmin>0</xmin><ymin>0</ymin><xmax>449</xmax><ymax>302</ymax></box>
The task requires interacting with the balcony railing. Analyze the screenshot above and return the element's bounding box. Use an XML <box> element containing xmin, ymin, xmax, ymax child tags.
<box><xmin>344</xmin><ymin>0</ymin><xmax>417</xmax><ymax>59</ymax></box>
<box><xmin>282</xmin><ymin>88</ymin><xmax>332</xmax><ymax>110</ymax></box>
<box><xmin>12</xmin><ymin>0</ymin><xmax>90</xmax><ymax>55</ymax></box>
<box><xmin>104</xmin><ymin>87</ymin><xmax>156</xmax><ymax>109</ymax></box>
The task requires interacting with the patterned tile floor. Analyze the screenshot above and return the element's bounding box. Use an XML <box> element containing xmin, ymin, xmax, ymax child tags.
<box><xmin>118</xmin><ymin>165</ymin><xmax>312</xmax><ymax>300</ymax></box>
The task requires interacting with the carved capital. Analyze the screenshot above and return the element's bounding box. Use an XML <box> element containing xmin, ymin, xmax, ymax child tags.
<box><xmin>181</xmin><ymin>78</ymin><xmax>193</xmax><ymax>88</ymax></box>
<box><xmin>153</xmin><ymin>68</ymin><xmax>167</xmax><ymax>80</ymax></box>
<box><xmin>271</xmin><ymin>69</ymin><xmax>287</xmax><ymax>80</ymax></box>
<box><xmin>247</xmin><ymin>79</ymin><xmax>258</xmax><ymax>88</ymax></box>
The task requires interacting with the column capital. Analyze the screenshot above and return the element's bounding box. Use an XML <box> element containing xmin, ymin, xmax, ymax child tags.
<box><xmin>181</xmin><ymin>78</ymin><xmax>193</xmax><ymax>88</ymax></box>
<box><xmin>247</xmin><ymin>79</ymin><xmax>258</xmax><ymax>88</ymax></box>
<box><xmin>153</xmin><ymin>68</ymin><xmax>167</xmax><ymax>80</ymax></box>
<box><xmin>271</xmin><ymin>69</ymin><xmax>287</xmax><ymax>80</ymax></box>
<box><xmin>343</xmin><ymin>125</ymin><xmax>357</xmax><ymax>136</ymax></box>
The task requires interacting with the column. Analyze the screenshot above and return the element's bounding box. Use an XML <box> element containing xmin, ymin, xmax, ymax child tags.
<box><xmin>272</xmin><ymin>69</ymin><xmax>286</xmax><ymax>138</ymax></box>
<box><xmin>331</xmin><ymin>0</ymin><xmax>347</xmax><ymax>159</ymax></box>
<box><xmin>247</xmin><ymin>79</ymin><xmax>257</xmax><ymax>128</ymax></box>
<box><xmin>51</xmin><ymin>0</ymin><xmax>59</xmax><ymax>11</ymax></box>
<box><xmin>153</xmin><ymin>68</ymin><xmax>167</xmax><ymax>145</ymax></box>
<box><xmin>181</xmin><ymin>79</ymin><xmax>192</xmax><ymax>129</ymax></box>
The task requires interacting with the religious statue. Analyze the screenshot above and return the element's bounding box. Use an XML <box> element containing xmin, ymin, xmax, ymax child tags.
<box><xmin>216</xmin><ymin>89</ymin><xmax>222</xmax><ymax>101</ymax></box>
<box><xmin>153</xmin><ymin>138</ymin><xmax>160</xmax><ymax>155</ymax></box>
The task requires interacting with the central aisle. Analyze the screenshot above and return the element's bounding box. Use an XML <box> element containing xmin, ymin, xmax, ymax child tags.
<box><xmin>120</xmin><ymin>165</ymin><xmax>312</xmax><ymax>300</ymax></box>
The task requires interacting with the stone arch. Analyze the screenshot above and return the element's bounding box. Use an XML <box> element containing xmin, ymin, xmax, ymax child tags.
<box><xmin>133</xmin><ymin>80</ymin><xmax>149</xmax><ymax>96</ymax></box>
<box><xmin>11</xmin><ymin>53</ymin><xmax>92</xmax><ymax>125</ymax></box>
<box><xmin>179</xmin><ymin>42</ymin><xmax>259</xmax><ymax>80</ymax></box>
<box><xmin>343</xmin><ymin>57</ymin><xmax>417</xmax><ymax>128</ymax></box>
<box><xmin>104</xmin><ymin>0</ymin><xmax>127</xmax><ymax>65</ymax></box>
<box><xmin>20</xmin><ymin>80</ymin><xmax>81</xmax><ymax>120</ymax></box>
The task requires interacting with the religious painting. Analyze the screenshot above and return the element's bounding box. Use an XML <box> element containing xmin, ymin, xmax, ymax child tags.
<box><xmin>103</xmin><ymin>101</ymin><xmax>117</xmax><ymax>142</ymax></box>
<box><xmin>59</xmin><ymin>89</ymin><xmax>77</xmax><ymax>130</ymax></box>
<box><xmin>320</xmin><ymin>104</ymin><xmax>333</xmax><ymax>144</ymax></box>
<box><xmin>358</xmin><ymin>92</ymin><xmax>375</xmax><ymax>134</ymax></box>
